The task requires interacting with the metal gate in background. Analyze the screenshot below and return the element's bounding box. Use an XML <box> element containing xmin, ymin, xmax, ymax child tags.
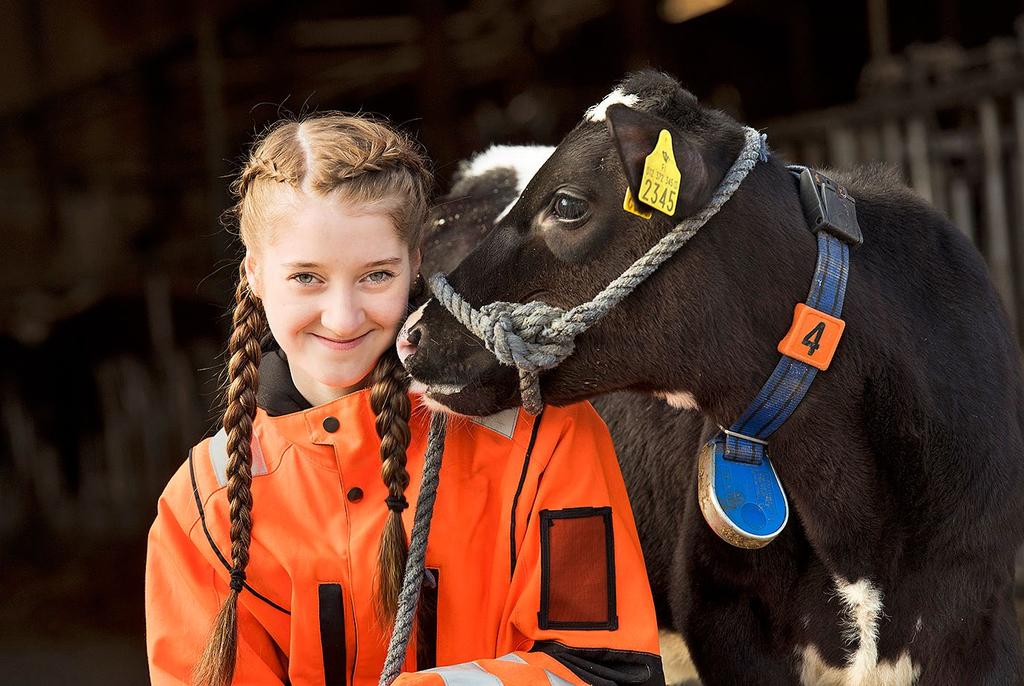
<box><xmin>766</xmin><ymin>19</ymin><xmax>1024</xmax><ymax>337</ymax></box>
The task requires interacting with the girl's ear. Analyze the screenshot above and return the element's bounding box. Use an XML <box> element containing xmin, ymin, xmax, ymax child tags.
<box><xmin>244</xmin><ymin>252</ymin><xmax>263</xmax><ymax>299</ymax></box>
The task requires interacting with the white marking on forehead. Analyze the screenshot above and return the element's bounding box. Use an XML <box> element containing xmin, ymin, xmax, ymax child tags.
<box><xmin>462</xmin><ymin>145</ymin><xmax>555</xmax><ymax>194</ymax></box>
<box><xmin>655</xmin><ymin>391</ymin><xmax>700</xmax><ymax>411</ymax></box>
<box><xmin>585</xmin><ymin>87</ymin><xmax>640</xmax><ymax>122</ymax></box>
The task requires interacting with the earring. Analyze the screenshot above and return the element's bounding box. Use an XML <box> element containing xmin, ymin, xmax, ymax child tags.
<box><xmin>410</xmin><ymin>273</ymin><xmax>426</xmax><ymax>300</ymax></box>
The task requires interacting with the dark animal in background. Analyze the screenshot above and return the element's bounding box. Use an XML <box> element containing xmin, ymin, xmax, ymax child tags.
<box><xmin>406</xmin><ymin>70</ymin><xmax>1024</xmax><ymax>685</ymax></box>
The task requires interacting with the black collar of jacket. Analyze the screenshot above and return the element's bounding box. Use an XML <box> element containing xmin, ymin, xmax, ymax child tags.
<box><xmin>257</xmin><ymin>342</ymin><xmax>313</xmax><ymax>417</ymax></box>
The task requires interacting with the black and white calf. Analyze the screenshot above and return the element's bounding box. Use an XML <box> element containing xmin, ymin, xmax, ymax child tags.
<box><xmin>404</xmin><ymin>71</ymin><xmax>1024</xmax><ymax>684</ymax></box>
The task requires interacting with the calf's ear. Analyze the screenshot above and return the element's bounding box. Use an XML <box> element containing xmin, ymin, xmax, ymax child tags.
<box><xmin>605</xmin><ymin>103</ymin><xmax>710</xmax><ymax>220</ymax></box>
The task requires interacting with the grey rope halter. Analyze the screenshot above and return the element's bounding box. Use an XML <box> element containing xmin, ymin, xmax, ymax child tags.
<box><xmin>379</xmin><ymin>125</ymin><xmax>767</xmax><ymax>685</ymax></box>
<box><xmin>430</xmin><ymin>126</ymin><xmax>767</xmax><ymax>415</ymax></box>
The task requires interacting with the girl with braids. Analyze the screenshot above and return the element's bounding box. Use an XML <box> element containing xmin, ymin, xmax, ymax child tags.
<box><xmin>145</xmin><ymin>113</ymin><xmax>664</xmax><ymax>686</ymax></box>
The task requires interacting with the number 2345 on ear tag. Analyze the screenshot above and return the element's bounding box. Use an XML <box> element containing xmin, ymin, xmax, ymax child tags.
<box><xmin>777</xmin><ymin>304</ymin><xmax>846</xmax><ymax>370</ymax></box>
<box><xmin>639</xmin><ymin>129</ymin><xmax>682</xmax><ymax>216</ymax></box>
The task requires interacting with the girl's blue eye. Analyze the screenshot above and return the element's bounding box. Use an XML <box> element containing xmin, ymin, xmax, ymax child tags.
<box><xmin>292</xmin><ymin>273</ymin><xmax>319</xmax><ymax>286</ymax></box>
<box><xmin>365</xmin><ymin>271</ymin><xmax>395</xmax><ymax>285</ymax></box>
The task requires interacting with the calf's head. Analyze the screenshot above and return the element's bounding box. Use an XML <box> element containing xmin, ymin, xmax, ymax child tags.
<box><xmin>401</xmin><ymin>70</ymin><xmax>797</xmax><ymax>416</ymax></box>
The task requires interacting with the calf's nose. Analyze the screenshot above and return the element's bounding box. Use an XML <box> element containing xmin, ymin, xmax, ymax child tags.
<box><xmin>406</xmin><ymin>325</ymin><xmax>422</xmax><ymax>347</ymax></box>
<box><xmin>396</xmin><ymin>303</ymin><xmax>428</xmax><ymax>365</ymax></box>
<box><xmin>396</xmin><ymin>325</ymin><xmax>421</xmax><ymax>365</ymax></box>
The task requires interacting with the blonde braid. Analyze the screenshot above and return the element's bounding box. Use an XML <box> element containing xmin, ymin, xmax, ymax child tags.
<box><xmin>369</xmin><ymin>348</ymin><xmax>413</xmax><ymax>628</ymax></box>
<box><xmin>231</xmin><ymin>155</ymin><xmax>294</xmax><ymax>202</ymax></box>
<box><xmin>193</xmin><ymin>261</ymin><xmax>265</xmax><ymax>686</ymax></box>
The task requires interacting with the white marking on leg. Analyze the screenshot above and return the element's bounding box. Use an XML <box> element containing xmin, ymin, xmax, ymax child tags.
<box><xmin>655</xmin><ymin>390</ymin><xmax>700</xmax><ymax>411</ymax></box>
<box><xmin>797</xmin><ymin>644</ymin><xmax>921</xmax><ymax>686</ymax></box>
<box><xmin>795</xmin><ymin>578</ymin><xmax>921</xmax><ymax>685</ymax></box>
<box><xmin>658</xmin><ymin>630</ymin><xmax>699</xmax><ymax>685</ymax></box>
<box><xmin>585</xmin><ymin>88</ymin><xmax>640</xmax><ymax>122</ymax></box>
<box><xmin>835</xmin><ymin>577</ymin><xmax>882</xmax><ymax>680</ymax></box>
<box><xmin>798</xmin><ymin>645</ymin><xmax>845</xmax><ymax>686</ymax></box>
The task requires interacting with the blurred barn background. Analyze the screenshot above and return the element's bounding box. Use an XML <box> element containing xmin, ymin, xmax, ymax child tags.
<box><xmin>1</xmin><ymin>0</ymin><xmax>1023</xmax><ymax>683</ymax></box>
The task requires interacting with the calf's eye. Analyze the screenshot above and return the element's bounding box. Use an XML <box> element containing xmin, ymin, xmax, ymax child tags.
<box><xmin>551</xmin><ymin>192</ymin><xmax>589</xmax><ymax>222</ymax></box>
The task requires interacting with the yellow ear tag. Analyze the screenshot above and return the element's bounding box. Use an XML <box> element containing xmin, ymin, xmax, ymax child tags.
<box><xmin>623</xmin><ymin>187</ymin><xmax>652</xmax><ymax>218</ymax></box>
<box><xmin>638</xmin><ymin>129</ymin><xmax>682</xmax><ymax>216</ymax></box>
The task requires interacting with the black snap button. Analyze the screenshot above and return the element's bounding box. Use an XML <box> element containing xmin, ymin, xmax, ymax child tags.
<box><xmin>322</xmin><ymin>416</ymin><xmax>340</xmax><ymax>433</ymax></box>
<box><xmin>347</xmin><ymin>487</ymin><xmax>364</xmax><ymax>503</ymax></box>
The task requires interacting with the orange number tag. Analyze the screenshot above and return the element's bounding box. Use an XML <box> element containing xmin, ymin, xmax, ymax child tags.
<box><xmin>777</xmin><ymin>304</ymin><xmax>846</xmax><ymax>371</ymax></box>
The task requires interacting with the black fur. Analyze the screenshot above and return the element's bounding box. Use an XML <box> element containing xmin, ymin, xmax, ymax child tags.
<box><xmin>411</xmin><ymin>70</ymin><xmax>1024</xmax><ymax>684</ymax></box>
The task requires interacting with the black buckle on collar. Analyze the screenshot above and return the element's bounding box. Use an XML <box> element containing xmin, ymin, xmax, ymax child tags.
<box><xmin>788</xmin><ymin>165</ymin><xmax>862</xmax><ymax>246</ymax></box>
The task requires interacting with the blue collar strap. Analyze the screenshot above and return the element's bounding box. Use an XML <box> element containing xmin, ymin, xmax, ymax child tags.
<box><xmin>698</xmin><ymin>166</ymin><xmax>860</xmax><ymax>548</ymax></box>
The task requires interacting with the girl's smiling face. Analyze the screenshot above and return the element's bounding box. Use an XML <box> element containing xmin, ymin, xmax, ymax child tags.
<box><xmin>246</xmin><ymin>189</ymin><xmax>418</xmax><ymax>406</ymax></box>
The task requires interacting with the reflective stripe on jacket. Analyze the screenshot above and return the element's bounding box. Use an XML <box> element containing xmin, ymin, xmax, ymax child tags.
<box><xmin>146</xmin><ymin>355</ymin><xmax>663</xmax><ymax>686</ymax></box>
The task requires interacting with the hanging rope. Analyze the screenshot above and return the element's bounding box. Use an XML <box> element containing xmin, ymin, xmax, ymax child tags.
<box><xmin>379</xmin><ymin>412</ymin><xmax>447</xmax><ymax>686</ymax></box>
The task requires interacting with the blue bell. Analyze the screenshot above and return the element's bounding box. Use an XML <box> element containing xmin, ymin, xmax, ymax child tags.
<box><xmin>697</xmin><ymin>432</ymin><xmax>789</xmax><ymax>548</ymax></box>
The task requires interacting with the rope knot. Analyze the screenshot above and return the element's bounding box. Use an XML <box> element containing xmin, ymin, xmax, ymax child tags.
<box><xmin>476</xmin><ymin>300</ymin><xmax>574</xmax><ymax>372</ymax></box>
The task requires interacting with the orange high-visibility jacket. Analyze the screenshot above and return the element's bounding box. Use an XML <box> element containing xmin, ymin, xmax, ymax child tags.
<box><xmin>146</xmin><ymin>350</ymin><xmax>664</xmax><ymax>686</ymax></box>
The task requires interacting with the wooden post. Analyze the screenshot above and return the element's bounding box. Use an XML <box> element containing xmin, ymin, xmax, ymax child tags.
<box><xmin>866</xmin><ymin>0</ymin><xmax>890</xmax><ymax>61</ymax></box>
<box><xmin>860</xmin><ymin>126</ymin><xmax>883</xmax><ymax>163</ymax></box>
<box><xmin>828</xmin><ymin>127</ymin><xmax>858</xmax><ymax>170</ymax></box>
<box><xmin>906</xmin><ymin>117</ymin><xmax>932</xmax><ymax>203</ymax></box>
<box><xmin>930</xmin><ymin>157</ymin><xmax>947</xmax><ymax>215</ymax></box>
<box><xmin>1013</xmin><ymin>91</ymin><xmax>1024</xmax><ymax>329</ymax></box>
<box><xmin>414</xmin><ymin>0</ymin><xmax>458</xmax><ymax>173</ymax></box>
<box><xmin>978</xmin><ymin>97</ymin><xmax>1016</xmax><ymax>330</ymax></box>
<box><xmin>949</xmin><ymin>175</ymin><xmax>975</xmax><ymax>245</ymax></box>
<box><xmin>197</xmin><ymin>7</ymin><xmax>228</xmax><ymax>231</ymax></box>
<box><xmin>803</xmin><ymin>140</ymin><xmax>825</xmax><ymax>168</ymax></box>
<box><xmin>23</xmin><ymin>0</ymin><xmax>61</xmax><ymax>241</ymax></box>
<box><xmin>882</xmin><ymin>120</ymin><xmax>904</xmax><ymax>172</ymax></box>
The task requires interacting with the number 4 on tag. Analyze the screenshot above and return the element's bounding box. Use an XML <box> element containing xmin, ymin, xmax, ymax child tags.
<box><xmin>777</xmin><ymin>304</ymin><xmax>846</xmax><ymax>370</ymax></box>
